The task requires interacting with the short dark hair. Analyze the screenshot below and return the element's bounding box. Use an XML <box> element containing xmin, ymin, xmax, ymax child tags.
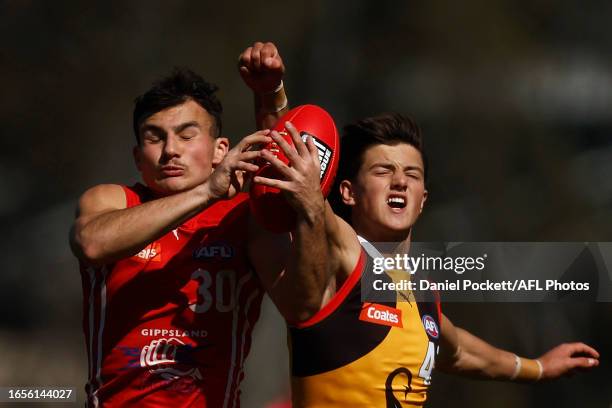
<box><xmin>329</xmin><ymin>113</ymin><xmax>428</xmax><ymax>222</ymax></box>
<box><xmin>132</xmin><ymin>68</ymin><xmax>223</xmax><ymax>145</ymax></box>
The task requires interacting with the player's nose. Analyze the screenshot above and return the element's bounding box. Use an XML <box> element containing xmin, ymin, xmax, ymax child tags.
<box><xmin>162</xmin><ymin>134</ymin><xmax>181</xmax><ymax>158</ymax></box>
<box><xmin>390</xmin><ymin>171</ymin><xmax>408</xmax><ymax>190</ymax></box>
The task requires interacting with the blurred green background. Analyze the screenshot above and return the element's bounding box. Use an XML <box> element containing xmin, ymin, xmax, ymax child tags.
<box><xmin>0</xmin><ymin>1</ymin><xmax>611</xmax><ymax>406</ymax></box>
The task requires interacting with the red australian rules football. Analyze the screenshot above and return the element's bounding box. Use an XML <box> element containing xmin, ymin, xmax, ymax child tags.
<box><xmin>250</xmin><ymin>104</ymin><xmax>340</xmax><ymax>232</ymax></box>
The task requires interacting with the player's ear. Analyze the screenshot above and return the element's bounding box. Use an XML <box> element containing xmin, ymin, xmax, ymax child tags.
<box><xmin>212</xmin><ymin>137</ymin><xmax>229</xmax><ymax>166</ymax></box>
<box><xmin>419</xmin><ymin>189</ymin><xmax>428</xmax><ymax>213</ymax></box>
<box><xmin>133</xmin><ymin>145</ymin><xmax>142</xmax><ymax>172</ymax></box>
<box><xmin>340</xmin><ymin>180</ymin><xmax>356</xmax><ymax>206</ymax></box>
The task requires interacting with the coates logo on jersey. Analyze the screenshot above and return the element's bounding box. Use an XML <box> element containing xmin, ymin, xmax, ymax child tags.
<box><xmin>193</xmin><ymin>242</ymin><xmax>234</xmax><ymax>260</ymax></box>
<box><xmin>133</xmin><ymin>243</ymin><xmax>162</xmax><ymax>263</ymax></box>
<box><xmin>422</xmin><ymin>315</ymin><xmax>439</xmax><ymax>339</ymax></box>
<box><xmin>140</xmin><ymin>337</ymin><xmax>203</xmax><ymax>381</ymax></box>
<box><xmin>359</xmin><ymin>303</ymin><xmax>403</xmax><ymax>328</ymax></box>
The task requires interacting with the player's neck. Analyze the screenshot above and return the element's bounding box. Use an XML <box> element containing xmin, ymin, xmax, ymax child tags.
<box><xmin>354</xmin><ymin>223</ymin><xmax>412</xmax><ymax>244</ymax></box>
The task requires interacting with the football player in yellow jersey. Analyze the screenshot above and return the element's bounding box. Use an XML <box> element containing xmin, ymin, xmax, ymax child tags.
<box><xmin>256</xmin><ymin>112</ymin><xmax>600</xmax><ymax>407</ymax></box>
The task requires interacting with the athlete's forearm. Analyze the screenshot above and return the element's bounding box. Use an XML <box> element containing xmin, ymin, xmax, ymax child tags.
<box><xmin>443</xmin><ymin>326</ymin><xmax>518</xmax><ymax>380</ymax></box>
<box><xmin>283</xmin><ymin>202</ymin><xmax>331</xmax><ymax>321</ymax></box>
<box><xmin>435</xmin><ymin>310</ymin><xmax>593</xmax><ymax>383</ymax></box>
<box><xmin>72</xmin><ymin>184</ymin><xmax>215</xmax><ymax>266</ymax></box>
<box><xmin>248</xmin><ymin>193</ymin><xmax>335</xmax><ymax>323</ymax></box>
<box><xmin>324</xmin><ymin>201</ymin><xmax>347</xmax><ymax>252</ymax></box>
<box><xmin>437</xmin><ymin>314</ymin><xmax>542</xmax><ymax>382</ymax></box>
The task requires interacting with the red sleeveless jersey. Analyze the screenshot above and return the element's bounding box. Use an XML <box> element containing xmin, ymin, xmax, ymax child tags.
<box><xmin>80</xmin><ymin>184</ymin><xmax>263</xmax><ymax>407</ymax></box>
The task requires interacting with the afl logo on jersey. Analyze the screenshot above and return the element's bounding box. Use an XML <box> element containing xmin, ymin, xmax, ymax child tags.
<box><xmin>422</xmin><ymin>315</ymin><xmax>439</xmax><ymax>339</ymax></box>
<box><xmin>193</xmin><ymin>242</ymin><xmax>235</xmax><ymax>260</ymax></box>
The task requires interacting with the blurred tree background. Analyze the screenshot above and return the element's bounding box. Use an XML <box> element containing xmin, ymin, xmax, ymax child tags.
<box><xmin>0</xmin><ymin>0</ymin><xmax>610</xmax><ymax>406</ymax></box>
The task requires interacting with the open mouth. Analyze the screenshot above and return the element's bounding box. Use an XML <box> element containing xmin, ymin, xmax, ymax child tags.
<box><xmin>387</xmin><ymin>196</ymin><xmax>406</xmax><ymax>209</ymax></box>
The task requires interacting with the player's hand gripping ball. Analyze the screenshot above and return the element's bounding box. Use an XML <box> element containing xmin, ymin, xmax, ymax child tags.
<box><xmin>250</xmin><ymin>105</ymin><xmax>340</xmax><ymax>232</ymax></box>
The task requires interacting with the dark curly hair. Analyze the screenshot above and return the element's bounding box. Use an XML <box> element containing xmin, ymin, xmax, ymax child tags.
<box><xmin>132</xmin><ymin>68</ymin><xmax>223</xmax><ymax>145</ymax></box>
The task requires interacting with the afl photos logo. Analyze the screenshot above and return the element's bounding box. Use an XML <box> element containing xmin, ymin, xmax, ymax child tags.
<box><xmin>422</xmin><ymin>315</ymin><xmax>439</xmax><ymax>339</ymax></box>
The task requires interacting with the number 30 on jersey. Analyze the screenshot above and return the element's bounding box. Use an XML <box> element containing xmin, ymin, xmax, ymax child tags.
<box><xmin>189</xmin><ymin>268</ymin><xmax>236</xmax><ymax>313</ymax></box>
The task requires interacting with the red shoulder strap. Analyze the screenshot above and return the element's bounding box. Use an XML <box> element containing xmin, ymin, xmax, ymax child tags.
<box><xmin>290</xmin><ymin>249</ymin><xmax>366</xmax><ymax>329</ymax></box>
<box><xmin>121</xmin><ymin>184</ymin><xmax>145</xmax><ymax>208</ymax></box>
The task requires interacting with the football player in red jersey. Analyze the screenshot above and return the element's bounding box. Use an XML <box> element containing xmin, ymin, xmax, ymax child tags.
<box><xmin>257</xmin><ymin>113</ymin><xmax>600</xmax><ymax>407</ymax></box>
<box><xmin>70</xmin><ymin>42</ymin><xmax>326</xmax><ymax>407</ymax></box>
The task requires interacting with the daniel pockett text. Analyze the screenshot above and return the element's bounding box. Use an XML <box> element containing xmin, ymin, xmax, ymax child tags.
<box><xmin>361</xmin><ymin>242</ymin><xmax>608</xmax><ymax>302</ymax></box>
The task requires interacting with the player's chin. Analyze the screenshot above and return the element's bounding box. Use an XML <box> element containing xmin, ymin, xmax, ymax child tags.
<box><xmin>382</xmin><ymin>216</ymin><xmax>414</xmax><ymax>238</ymax></box>
<box><xmin>153</xmin><ymin>177</ymin><xmax>195</xmax><ymax>195</ymax></box>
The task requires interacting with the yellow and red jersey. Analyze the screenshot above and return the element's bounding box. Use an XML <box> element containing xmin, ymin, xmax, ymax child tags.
<box><xmin>289</xmin><ymin>242</ymin><xmax>441</xmax><ymax>407</ymax></box>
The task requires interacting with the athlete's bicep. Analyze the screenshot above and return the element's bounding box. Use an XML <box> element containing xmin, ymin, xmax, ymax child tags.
<box><xmin>70</xmin><ymin>184</ymin><xmax>127</xmax><ymax>257</ymax></box>
<box><xmin>324</xmin><ymin>202</ymin><xmax>363</xmax><ymax>284</ymax></box>
<box><xmin>324</xmin><ymin>201</ymin><xmax>350</xmax><ymax>253</ymax></box>
<box><xmin>76</xmin><ymin>184</ymin><xmax>127</xmax><ymax>220</ymax></box>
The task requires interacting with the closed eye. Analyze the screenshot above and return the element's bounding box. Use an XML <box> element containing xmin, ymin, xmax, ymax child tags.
<box><xmin>180</xmin><ymin>132</ymin><xmax>197</xmax><ymax>140</ymax></box>
<box><xmin>143</xmin><ymin>133</ymin><xmax>162</xmax><ymax>143</ymax></box>
<box><xmin>371</xmin><ymin>165</ymin><xmax>393</xmax><ymax>176</ymax></box>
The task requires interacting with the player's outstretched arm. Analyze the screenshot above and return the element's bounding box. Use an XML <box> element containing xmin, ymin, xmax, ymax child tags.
<box><xmin>249</xmin><ymin>122</ymin><xmax>364</xmax><ymax>321</ymax></box>
<box><xmin>436</xmin><ymin>313</ymin><xmax>600</xmax><ymax>381</ymax></box>
<box><xmin>249</xmin><ymin>122</ymin><xmax>330</xmax><ymax>321</ymax></box>
<box><xmin>238</xmin><ymin>41</ymin><xmax>288</xmax><ymax>130</ymax></box>
<box><xmin>70</xmin><ymin>131</ymin><xmax>271</xmax><ymax>266</ymax></box>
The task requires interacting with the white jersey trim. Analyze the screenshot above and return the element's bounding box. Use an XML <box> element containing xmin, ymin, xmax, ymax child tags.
<box><xmin>223</xmin><ymin>273</ymin><xmax>252</xmax><ymax>408</ymax></box>
<box><xmin>231</xmin><ymin>287</ymin><xmax>261</xmax><ymax>408</ymax></box>
<box><xmin>85</xmin><ymin>266</ymin><xmax>108</xmax><ymax>408</ymax></box>
<box><xmin>357</xmin><ymin>235</ymin><xmax>385</xmax><ymax>260</ymax></box>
